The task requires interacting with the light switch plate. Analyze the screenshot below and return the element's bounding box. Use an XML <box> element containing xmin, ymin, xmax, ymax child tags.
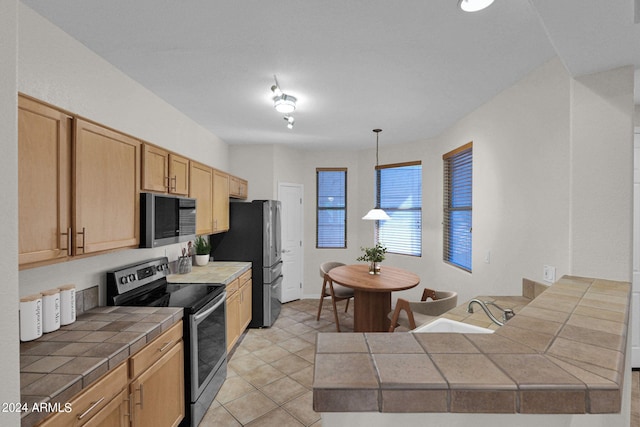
<box><xmin>543</xmin><ymin>265</ymin><xmax>556</xmax><ymax>283</ymax></box>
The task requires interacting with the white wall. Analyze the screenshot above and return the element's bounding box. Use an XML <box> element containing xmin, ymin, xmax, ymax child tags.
<box><xmin>0</xmin><ymin>0</ymin><xmax>21</xmax><ymax>424</ymax></box>
<box><xmin>569</xmin><ymin>66</ymin><xmax>634</xmax><ymax>281</ymax></box>
<box><xmin>229</xmin><ymin>144</ymin><xmax>276</xmax><ymax>200</ymax></box>
<box><xmin>17</xmin><ymin>4</ymin><xmax>230</xmax><ymax>299</ymax></box>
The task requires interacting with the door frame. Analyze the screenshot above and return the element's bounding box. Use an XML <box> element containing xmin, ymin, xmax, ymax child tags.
<box><xmin>632</xmin><ymin>127</ymin><xmax>640</xmax><ymax>368</ymax></box>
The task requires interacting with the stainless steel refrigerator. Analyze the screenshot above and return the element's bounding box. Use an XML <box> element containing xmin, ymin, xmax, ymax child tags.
<box><xmin>211</xmin><ymin>200</ymin><xmax>282</xmax><ymax>327</ymax></box>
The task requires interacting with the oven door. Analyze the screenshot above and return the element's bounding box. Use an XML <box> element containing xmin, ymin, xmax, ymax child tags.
<box><xmin>190</xmin><ymin>291</ymin><xmax>226</xmax><ymax>400</ymax></box>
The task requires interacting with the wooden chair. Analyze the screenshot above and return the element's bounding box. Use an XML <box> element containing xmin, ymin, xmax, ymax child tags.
<box><xmin>316</xmin><ymin>262</ymin><xmax>354</xmax><ymax>332</ymax></box>
<box><xmin>388</xmin><ymin>288</ymin><xmax>458</xmax><ymax>332</ymax></box>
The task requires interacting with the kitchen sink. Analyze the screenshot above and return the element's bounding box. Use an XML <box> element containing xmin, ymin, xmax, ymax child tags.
<box><xmin>411</xmin><ymin>317</ymin><xmax>494</xmax><ymax>334</ymax></box>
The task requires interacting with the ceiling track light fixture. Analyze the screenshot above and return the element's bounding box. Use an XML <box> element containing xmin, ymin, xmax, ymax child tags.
<box><xmin>271</xmin><ymin>75</ymin><xmax>297</xmax><ymax>114</ymax></box>
<box><xmin>362</xmin><ymin>129</ymin><xmax>391</xmax><ymax>221</ymax></box>
<box><xmin>284</xmin><ymin>115</ymin><xmax>295</xmax><ymax>130</ymax></box>
<box><xmin>458</xmin><ymin>0</ymin><xmax>495</xmax><ymax>12</ymax></box>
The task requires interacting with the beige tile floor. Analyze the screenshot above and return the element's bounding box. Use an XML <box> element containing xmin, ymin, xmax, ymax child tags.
<box><xmin>198</xmin><ymin>298</ymin><xmax>355</xmax><ymax>426</ymax></box>
<box><xmin>199</xmin><ymin>298</ymin><xmax>640</xmax><ymax>426</ymax></box>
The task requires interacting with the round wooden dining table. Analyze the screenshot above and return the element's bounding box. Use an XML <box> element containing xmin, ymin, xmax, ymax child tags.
<box><xmin>327</xmin><ymin>264</ymin><xmax>420</xmax><ymax>332</ymax></box>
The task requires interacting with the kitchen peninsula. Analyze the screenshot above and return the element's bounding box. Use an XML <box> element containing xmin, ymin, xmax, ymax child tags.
<box><xmin>313</xmin><ymin>275</ymin><xmax>631</xmax><ymax>425</ymax></box>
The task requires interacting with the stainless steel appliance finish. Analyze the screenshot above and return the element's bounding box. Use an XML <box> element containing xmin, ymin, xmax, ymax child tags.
<box><xmin>106</xmin><ymin>257</ymin><xmax>226</xmax><ymax>427</ymax></box>
<box><xmin>139</xmin><ymin>192</ymin><xmax>197</xmax><ymax>248</ymax></box>
<box><xmin>211</xmin><ymin>200</ymin><xmax>283</xmax><ymax>327</ymax></box>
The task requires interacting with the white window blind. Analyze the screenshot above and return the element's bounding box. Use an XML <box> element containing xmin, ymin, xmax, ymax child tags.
<box><xmin>316</xmin><ymin>168</ymin><xmax>347</xmax><ymax>248</ymax></box>
<box><xmin>443</xmin><ymin>143</ymin><xmax>472</xmax><ymax>271</ymax></box>
<box><xmin>375</xmin><ymin>162</ymin><xmax>422</xmax><ymax>256</ymax></box>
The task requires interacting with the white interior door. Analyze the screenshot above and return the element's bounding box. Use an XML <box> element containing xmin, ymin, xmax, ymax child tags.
<box><xmin>632</xmin><ymin>129</ymin><xmax>640</xmax><ymax>368</ymax></box>
<box><xmin>278</xmin><ymin>182</ymin><xmax>303</xmax><ymax>303</ymax></box>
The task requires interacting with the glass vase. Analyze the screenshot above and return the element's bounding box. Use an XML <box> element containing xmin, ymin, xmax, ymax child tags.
<box><xmin>369</xmin><ymin>261</ymin><xmax>381</xmax><ymax>275</ymax></box>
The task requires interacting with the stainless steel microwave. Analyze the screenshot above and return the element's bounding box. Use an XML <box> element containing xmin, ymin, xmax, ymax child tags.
<box><xmin>140</xmin><ymin>193</ymin><xmax>197</xmax><ymax>248</ymax></box>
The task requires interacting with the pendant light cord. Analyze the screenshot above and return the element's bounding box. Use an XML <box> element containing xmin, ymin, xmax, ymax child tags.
<box><xmin>373</xmin><ymin>129</ymin><xmax>382</xmax><ymax>167</ymax></box>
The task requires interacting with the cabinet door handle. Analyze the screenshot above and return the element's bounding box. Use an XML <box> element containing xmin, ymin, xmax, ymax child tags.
<box><xmin>165</xmin><ymin>176</ymin><xmax>170</xmax><ymax>191</ymax></box>
<box><xmin>158</xmin><ymin>340</ymin><xmax>173</xmax><ymax>353</ymax></box>
<box><xmin>77</xmin><ymin>227</ymin><xmax>86</xmax><ymax>254</ymax></box>
<box><xmin>124</xmin><ymin>395</ymin><xmax>131</xmax><ymax>421</ymax></box>
<box><xmin>136</xmin><ymin>384</ymin><xmax>144</xmax><ymax>409</ymax></box>
<box><xmin>77</xmin><ymin>397</ymin><xmax>105</xmax><ymax>420</ymax></box>
<box><xmin>61</xmin><ymin>227</ymin><xmax>72</xmax><ymax>256</ymax></box>
<box><xmin>170</xmin><ymin>176</ymin><xmax>177</xmax><ymax>192</ymax></box>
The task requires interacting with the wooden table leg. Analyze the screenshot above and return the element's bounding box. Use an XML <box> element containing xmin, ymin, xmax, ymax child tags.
<box><xmin>353</xmin><ymin>290</ymin><xmax>391</xmax><ymax>332</ymax></box>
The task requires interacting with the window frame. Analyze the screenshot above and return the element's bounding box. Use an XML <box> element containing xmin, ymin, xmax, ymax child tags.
<box><xmin>443</xmin><ymin>142</ymin><xmax>473</xmax><ymax>272</ymax></box>
<box><xmin>374</xmin><ymin>160</ymin><xmax>422</xmax><ymax>257</ymax></box>
<box><xmin>316</xmin><ymin>167</ymin><xmax>348</xmax><ymax>249</ymax></box>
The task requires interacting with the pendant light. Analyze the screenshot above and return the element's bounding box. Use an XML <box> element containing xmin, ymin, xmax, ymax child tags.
<box><xmin>458</xmin><ymin>0</ymin><xmax>495</xmax><ymax>12</ymax></box>
<box><xmin>362</xmin><ymin>129</ymin><xmax>391</xmax><ymax>221</ymax></box>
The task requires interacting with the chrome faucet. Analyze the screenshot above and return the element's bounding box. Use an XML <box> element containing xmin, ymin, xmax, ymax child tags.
<box><xmin>467</xmin><ymin>299</ymin><xmax>515</xmax><ymax>326</ymax></box>
<box><xmin>484</xmin><ymin>301</ymin><xmax>516</xmax><ymax>322</ymax></box>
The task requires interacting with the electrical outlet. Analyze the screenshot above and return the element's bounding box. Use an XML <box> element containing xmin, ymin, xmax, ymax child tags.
<box><xmin>543</xmin><ymin>265</ymin><xmax>556</xmax><ymax>283</ymax></box>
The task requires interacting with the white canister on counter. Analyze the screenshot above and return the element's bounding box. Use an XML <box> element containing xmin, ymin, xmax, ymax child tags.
<box><xmin>59</xmin><ymin>284</ymin><xmax>76</xmax><ymax>326</ymax></box>
<box><xmin>19</xmin><ymin>294</ymin><xmax>42</xmax><ymax>342</ymax></box>
<box><xmin>42</xmin><ymin>288</ymin><xmax>60</xmax><ymax>333</ymax></box>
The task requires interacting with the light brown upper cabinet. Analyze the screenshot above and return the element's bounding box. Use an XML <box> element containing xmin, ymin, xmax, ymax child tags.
<box><xmin>142</xmin><ymin>143</ymin><xmax>189</xmax><ymax>195</ymax></box>
<box><xmin>74</xmin><ymin>119</ymin><xmax>141</xmax><ymax>254</ymax></box>
<box><xmin>212</xmin><ymin>170</ymin><xmax>230</xmax><ymax>233</ymax></box>
<box><xmin>229</xmin><ymin>175</ymin><xmax>248</xmax><ymax>199</ymax></box>
<box><xmin>169</xmin><ymin>153</ymin><xmax>190</xmax><ymax>195</ymax></box>
<box><xmin>18</xmin><ymin>96</ymin><xmax>73</xmax><ymax>266</ymax></box>
<box><xmin>189</xmin><ymin>161</ymin><xmax>214</xmax><ymax>235</ymax></box>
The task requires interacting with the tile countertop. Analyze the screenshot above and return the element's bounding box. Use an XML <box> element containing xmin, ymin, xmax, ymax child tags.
<box><xmin>20</xmin><ymin>306</ymin><xmax>183</xmax><ymax>427</ymax></box>
<box><xmin>313</xmin><ymin>275</ymin><xmax>631</xmax><ymax>415</ymax></box>
<box><xmin>167</xmin><ymin>261</ymin><xmax>251</xmax><ymax>285</ymax></box>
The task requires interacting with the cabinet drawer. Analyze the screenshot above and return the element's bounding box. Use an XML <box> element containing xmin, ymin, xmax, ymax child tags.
<box><xmin>129</xmin><ymin>321</ymin><xmax>183</xmax><ymax>379</ymax></box>
<box><xmin>39</xmin><ymin>362</ymin><xmax>127</xmax><ymax>427</ymax></box>
<box><xmin>226</xmin><ymin>277</ymin><xmax>239</xmax><ymax>295</ymax></box>
<box><xmin>239</xmin><ymin>269</ymin><xmax>252</xmax><ymax>286</ymax></box>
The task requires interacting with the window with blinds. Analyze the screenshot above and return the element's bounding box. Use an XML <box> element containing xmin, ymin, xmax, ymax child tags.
<box><xmin>375</xmin><ymin>161</ymin><xmax>422</xmax><ymax>256</ymax></box>
<box><xmin>316</xmin><ymin>168</ymin><xmax>347</xmax><ymax>248</ymax></box>
<box><xmin>443</xmin><ymin>142</ymin><xmax>473</xmax><ymax>272</ymax></box>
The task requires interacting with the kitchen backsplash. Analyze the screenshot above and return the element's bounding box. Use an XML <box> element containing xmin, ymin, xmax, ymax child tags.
<box><xmin>75</xmin><ymin>285</ymin><xmax>99</xmax><ymax>315</ymax></box>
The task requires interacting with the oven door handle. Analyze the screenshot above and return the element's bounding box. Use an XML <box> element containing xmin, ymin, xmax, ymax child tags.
<box><xmin>193</xmin><ymin>292</ymin><xmax>226</xmax><ymax>324</ymax></box>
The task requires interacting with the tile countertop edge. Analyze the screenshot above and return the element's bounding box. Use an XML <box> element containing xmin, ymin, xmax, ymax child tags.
<box><xmin>20</xmin><ymin>306</ymin><xmax>184</xmax><ymax>427</ymax></box>
<box><xmin>166</xmin><ymin>261</ymin><xmax>252</xmax><ymax>285</ymax></box>
<box><xmin>312</xmin><ymin>275</ymin><xmax>631</xmax><ymax>415</ymax></box>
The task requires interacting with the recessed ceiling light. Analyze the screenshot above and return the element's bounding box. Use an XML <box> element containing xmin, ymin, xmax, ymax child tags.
<box><xmin>458</xmin><ymin>0</ymin><xmax>495</xmax><ymax>12</ymax></box>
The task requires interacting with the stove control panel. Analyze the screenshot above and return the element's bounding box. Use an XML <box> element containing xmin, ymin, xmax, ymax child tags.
<box><xmin>106</xmin><ymin>257</ymin><xmax>171</xmax><ymax>300</ymax></box>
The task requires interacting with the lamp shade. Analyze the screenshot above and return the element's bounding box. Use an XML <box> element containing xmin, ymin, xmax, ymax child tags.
<box><xmin>458</xmin><ymin>0</ymin><xmax>494</xmax><ymax>12</ymax></box>
<box><xmin>362</xmin><ymin>208</ymin><xmax>391</xmax><ymax>221</ymax></box>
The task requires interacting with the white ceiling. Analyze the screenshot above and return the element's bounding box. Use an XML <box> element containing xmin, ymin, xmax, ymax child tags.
<box><xmin>20</xmin><ymin>0</ymin><xmax>640</xmax><ymax>150</ymax></box>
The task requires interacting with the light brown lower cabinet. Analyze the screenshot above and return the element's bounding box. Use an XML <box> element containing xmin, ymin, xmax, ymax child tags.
<box><xmin>239</xmin><ymin>278</ymin><xmax>252</xmax><ymax>332</ymax></box>
<box><xmin>38</xmin><ymin>363</ymin><xmax>128</xmax><ymax>427</ymax></box>
<box><xmin>37</xmin><ymin>321</ymin><xmax>184</xmax><ymax>427</ymax></box>
<box><xmin>226</xmin><ymin>288</ymin><xmax>241</xmax><ymax>353</ymax></box>
<box><xmin>129</xmin><ymin>341</ymin><xmax>184</xmax><ymax>427</ymax></box>
<box><xmin>82</xmin><ymin>389</ymin><xmax>129</xmax><ymax>427</ymax></box>
<box><xmin>226</xmin><ymin>269</ymin><xmax>252</xmax><ymax>353</ymax></box>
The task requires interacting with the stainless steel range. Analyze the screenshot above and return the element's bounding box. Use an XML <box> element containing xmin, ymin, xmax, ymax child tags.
<box><xmin>106</xmin><ymin>257</ymin><xmax>226</xmax><ymax>427</ymax></box>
